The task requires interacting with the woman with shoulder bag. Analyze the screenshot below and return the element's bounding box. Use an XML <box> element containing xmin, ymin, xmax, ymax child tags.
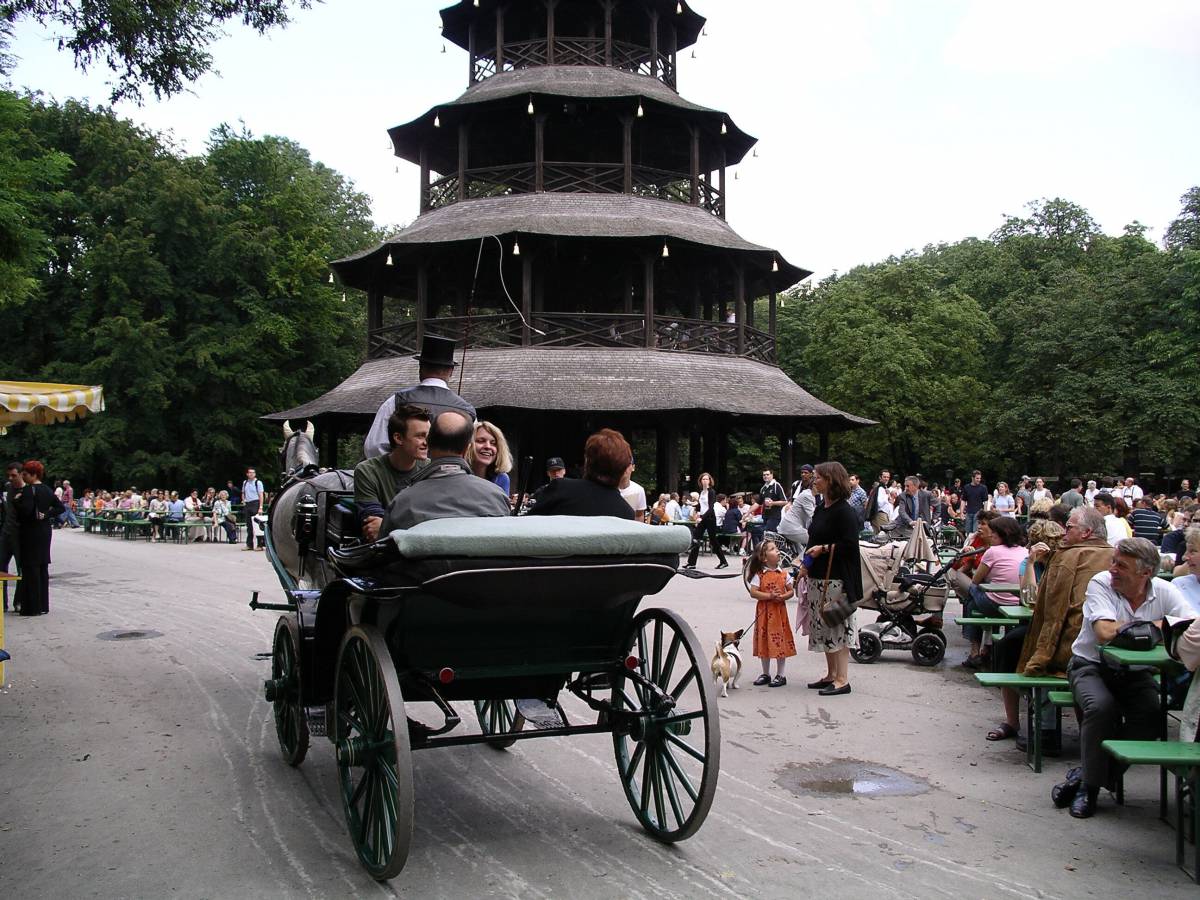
<box><xmin>798</xmin><ymin>461</ymin><xmax>863</xmax><ymax>696</ymax></box>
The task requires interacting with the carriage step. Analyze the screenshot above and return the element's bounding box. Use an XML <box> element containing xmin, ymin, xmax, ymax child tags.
<box><xmin>305</xmin><ymin>706</ymin><xmax>328</xmax><ymax>737</ymax></box>
<box><xmin>515</xmin><ymin>699</ymin><xmax>567</xmax><ymax>730</ymax></box>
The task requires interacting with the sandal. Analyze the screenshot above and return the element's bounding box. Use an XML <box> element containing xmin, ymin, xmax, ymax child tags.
<box><xmin>986</xmin><ymin>722</ymin><xmax>1017</xmax><ymax>741</ymax></box>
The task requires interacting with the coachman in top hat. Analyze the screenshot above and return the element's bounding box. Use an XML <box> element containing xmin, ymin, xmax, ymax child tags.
<box><xmin>363</xmin><ymin>335</ymin><xmax>477</xmax><ymax>458</ymax></box>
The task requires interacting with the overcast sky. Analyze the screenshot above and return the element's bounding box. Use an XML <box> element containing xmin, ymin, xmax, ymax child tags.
<box><xmin>7</xmin><ymin>0</ymin><xmax>1199</xmax><ymax>280</ymax></box>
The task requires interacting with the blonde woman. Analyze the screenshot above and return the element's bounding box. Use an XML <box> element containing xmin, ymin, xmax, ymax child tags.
<box><xmin>466</xmin><ymin>420</ymin><xmax>514</xmax><ymax>495</ymax></box>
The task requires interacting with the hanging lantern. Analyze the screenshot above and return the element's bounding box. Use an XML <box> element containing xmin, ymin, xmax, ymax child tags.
<box><xmin>677</xmin><ymin>2</ymin><xmax>683</xmax><ymax>13</ymax></box>
<box><xmin>527</xmin><ymin>97</ymin><xmax>534</xmax><ymax>115</ymax></box>
<box><xmin>512</xmin><ymin>237</ymin><xmax>521</xmax><ymax>256</ymax></box>
<box><xmin>386</xmin><ymin>251</ymin><xmax>394</xmax><ymax>266</ymax></box>
<box><xmin>753</xmin><ymin>148</ymin><xmax>758</xmax><ymax>157</ymax></box>
<box><xmin>636</xmin><ymin>101</ymin><xmax>644</xmax><ymax>118</ymax></box>
<box><xmin>772</xmin><ymin>257</ymin><xmax>779</xmax><ymax>273</ymax></box>
<box><xmin>434</xmin><ymin>113</ymin><xmax>441</xmax><ymax>127</ymax></box>
<box><xmin>341</xmin><ymin>293</ymin><xmax>347</xmax><ymax>303</ymax></box>
<box><xmin>720</xmin><ymin>120</ymin><xmax>727</xmax><ymax>135</ymax></box>
<box><xmin>661</xmin><ymin>241</ymin><xmax>669</xmax><ymax>258</ymax></box>
<box><xmin>328</xmin><ymin>272</ymin><xmax>334</xmax><ymax>284</ymax></box>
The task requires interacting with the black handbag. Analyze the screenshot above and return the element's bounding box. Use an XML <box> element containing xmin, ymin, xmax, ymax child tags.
<box><xmin>817</xmin><ymin>545</ymin><xmax>856</xmax><ymax>627</ymax></box>
<box><xmin>1108</xmin><ymin>620</ymin><xmax>1163</xmax><ymax>652</ymax></box>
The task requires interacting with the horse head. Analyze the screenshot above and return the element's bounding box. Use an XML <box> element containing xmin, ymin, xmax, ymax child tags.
<box><xmin>280</xmin><ymin>421</ymin><xmax>320</xmax><ymax>481</ymax></box>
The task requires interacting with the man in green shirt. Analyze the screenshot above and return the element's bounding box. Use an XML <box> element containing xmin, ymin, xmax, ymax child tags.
<box><xmin>354</xmin><ymin>404</ymin><xmax>431</xmax><ymax>540</ymax></box>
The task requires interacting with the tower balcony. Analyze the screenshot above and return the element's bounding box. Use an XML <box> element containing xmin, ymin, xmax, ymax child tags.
<box><xmin>471</xmin><ymin>35</ymin><xmax>676</xmax><ymax>89</ymax></box>
<box><xmin>368</xmin><ymin>313</ymin><xmax>775</xmax><ymax>365</ymax></box>
<box><xmin>427</xmin><ymin>160</ymin><xmax>723</xmax><ymax>217</ymax></box>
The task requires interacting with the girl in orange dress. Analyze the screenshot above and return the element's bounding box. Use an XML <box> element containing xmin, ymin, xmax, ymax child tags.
<box><xmin>746</xmin><ymin>539</ymin><xmax>796</xmax><ymax>687</ymax></box>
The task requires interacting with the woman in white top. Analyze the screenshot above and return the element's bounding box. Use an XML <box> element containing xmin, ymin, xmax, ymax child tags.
<box><xmin>992</xmin><ymin>482</ymin><xmax>1016</xmax><ymax>517</ymax></box>
<box><xmin>1031</xmin><ymin>478</ymin><xmax>1054</xmax><ymax>504</ymax></box>
<box><xmin>212</xmin><ymin>491</ymin><xmax>237</xmax><ymax>543</ymax></box>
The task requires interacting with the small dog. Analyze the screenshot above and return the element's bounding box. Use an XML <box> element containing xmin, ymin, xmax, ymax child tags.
<box><xmin>711</xmin><ymin>629</ymin><xmax>744</xmax><ymax>698</ymax></box>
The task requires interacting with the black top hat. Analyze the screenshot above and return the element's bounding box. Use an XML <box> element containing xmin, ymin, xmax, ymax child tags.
<box><xmin>546</xmin><ymin>457</ymin><xmax>566</xmax><ymax>471</ymax></box>
<box><xmin>413</xmin><ymin>334</ymin><xmax>459</xmax><ymax>368</ymax></box>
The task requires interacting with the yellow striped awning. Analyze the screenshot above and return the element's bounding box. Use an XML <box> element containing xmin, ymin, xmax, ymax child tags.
<box><xmin>0</xmin><ymin>381</ymin><xmax>105</xmax><ymax>434</ymax></box>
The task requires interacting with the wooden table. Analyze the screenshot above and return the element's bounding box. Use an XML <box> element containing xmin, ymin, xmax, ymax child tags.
<box><xmin>0</xmin><ymin>572</ymin><xmax>17</xmax><ymax>682</ymax></box>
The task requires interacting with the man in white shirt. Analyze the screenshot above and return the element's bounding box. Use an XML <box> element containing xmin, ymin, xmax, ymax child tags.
<box><xmin>618</xmin><ymin>461</ymin><xmax>647</xmax><ymax>522</ymax></box>
<box><xmin>664</xmin><ymin>493</ymin><xmax>682</xmax><ymax>522</ymax></box>
<box><xmin>1058</xmin><ymin>537</ymin><xmax>1194</xmax><ymax>818</ymax></box>
<box><xmin>1117</xmin><ymin>476</ymin><xmax>1143</xmax><ymax>506</ymax></box>
<box><xmin>779</xmin><ymin>464</ymin><xmax>815</xmax><ymax>548</ymax></box>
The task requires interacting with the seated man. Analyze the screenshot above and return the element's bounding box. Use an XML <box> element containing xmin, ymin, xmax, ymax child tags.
<box><xmin>382</xmin><ymin>411</ymin><xmax>510</xmax><ymax>532</ymax></box>
<box><xmin>882</xmin><ymin>475</ymin><xmax>931</xmax><ymax>541</ymax></box>
<box><xmin>353</xmin><ymin>404</ymin><xmax>431</xmax><ymax>541</ymax></box>
<box><xmin>1057</xmin><ymin>537</ymin><xmax>1195</xmax><ymax>818</ymax></box>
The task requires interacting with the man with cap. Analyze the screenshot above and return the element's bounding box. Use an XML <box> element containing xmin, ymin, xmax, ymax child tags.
<box><xmin>363</xmin><ymin>335</ymin><xmax>477</xmax><ymax>459</ymax></box>
<box><xmin>779</xmin><ymin>464</ymin><xmax>816</xmax><ymax>548</ymax></box>
<box><xmin>527</xmin><ymin>457</ymin><xmax>567</xmax><ymax>510</ymax></box>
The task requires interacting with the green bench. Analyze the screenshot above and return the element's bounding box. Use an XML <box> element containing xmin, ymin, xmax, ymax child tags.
<box><xmin>974</xmin><ymin>672</ymin><xmax>1068</xmax><ymax>772</ymax></box>
<box><xmin>1104</xmin><ymin>740</ymin><xmax>1200</xmax><ymax>883</ymax></box>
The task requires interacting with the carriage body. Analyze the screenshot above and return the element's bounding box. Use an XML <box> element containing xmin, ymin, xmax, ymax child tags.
<box><xmin>258</xmin><ymin>515</ymin><xmax>720</xmax><ymax>881</ymax></box>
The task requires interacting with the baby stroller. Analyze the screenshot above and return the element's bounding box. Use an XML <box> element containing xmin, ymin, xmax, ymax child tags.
<box><xmin>852</xmin><ymin>524</ymin><xmax>953</xmax><ymax>666</ymax></box>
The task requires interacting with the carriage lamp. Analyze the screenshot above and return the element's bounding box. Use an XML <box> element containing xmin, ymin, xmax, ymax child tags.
<box><xmin>293</xmin><ymin>495</ymin><xmax>319</xmax><ymax>546</ymax></box>
<box><xmin>438</xmin><ymin>667</ymin><xmax>455</xmax><ymax>684</ymax></box>
<box><xmin>625</xmin><ymin>655</ymin><xmax>641</xmax><ymax>670</ymax></box>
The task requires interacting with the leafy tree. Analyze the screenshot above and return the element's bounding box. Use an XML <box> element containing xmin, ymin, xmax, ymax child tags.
<box><xmin>1165</xmin><ymin>186</ymin><xmax>1200</xmax><ymax>252</ymax></box>
<box><xmin>1</xmin><ymin>0</ymin><xmax>312</xmax><ymax>101</ymax></box>
<box><xmin>0</xmin><ymin>99</ymin><xmax>378</xmax><ymax>489</ymax></box>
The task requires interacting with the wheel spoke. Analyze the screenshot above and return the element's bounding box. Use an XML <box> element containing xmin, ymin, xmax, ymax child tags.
<box><xmin>669</xmin><ymin>666</ymin><xmax>697</xmax><ymax>701</ymax></box>
<box><xmin>665</xmin><ymin>729</ymin><xmax>707</xmax><ymax>763</ymax></box>
<box><xmin>357</xmin><ymin>769</ymin><xmax>375</xmax><ymax>847</ymax></box>
<box><xmin>657</xmin><ymin>749</ymin><xmax>687</xmax><ymax>829</ymax></box>
<box><xmin>651</xmin><ymin>618</ymin><xmax>664</xmax><ymax>687</ymax></box>
<box><xmin>650</xmin><ymin>749</ymin><xmax>667</xmax><ymax>829</ymax></box>
<box><xmin>659</xmin><ymin>742</ymin><xmax>700</xmax><ymax>802</ymax></box>
<box><xmin>638</xmin><ymin>745</ymin><xmax>654</xmax><ymax>819</ymax></box>
<box><xmin>658</xmin><ymin>633</ymin><xmax>682</xmax><ymax>691</ymax></box>
<box><xmin>662</xmin><ymin>709</ymin><xmax>704</xmax><ymax>724</ymax></box>
<box><xmin>349</xmin><ymin>766</ymin><xmax>371</xmax><ymax>806</ymax></box>
<box><xmin>622</xmin><ymin>739</ymin><xmax>646</xmax><ymax>786</ymax></box>
<box><xmin>618</xmin><ymin>687</ymin><xmax>640</xmax><ymax>712</ymax></box>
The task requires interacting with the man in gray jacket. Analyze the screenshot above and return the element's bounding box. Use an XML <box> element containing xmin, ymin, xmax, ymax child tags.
<box><xmin>383</xmin><ymin>412</ymin><xmax>510</xmax><ymax>532</ymax></box>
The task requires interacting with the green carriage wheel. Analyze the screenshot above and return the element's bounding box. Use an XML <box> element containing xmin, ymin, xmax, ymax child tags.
<box><xmin>333</xmin><ymin>625</ymin><xmax>415</xmax><ymax>881</ymax></box>
<box><xmin>474</xmin><ymin>699</ymin><xmax>526</xmax><ymax>750</ymax></box>
<box><xmin>266</xmin><ymin>617</ymin><xmax>309</xmax><ymax>767</ymax></box>
<box><xmin>612</xmin><ymin>607</ymin><xmax>720</xmax><ymax>843</ymax></box>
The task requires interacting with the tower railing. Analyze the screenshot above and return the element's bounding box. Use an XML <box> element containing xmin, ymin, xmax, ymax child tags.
<box><xmin>368</xmin><ymin>313</ymin><xmax>775</xmax><ymax>364</ymax></box>
<box><xmin>471</xmin><ymin>36</ymin><xmax>675</xmax><ymax>89</ymax></box>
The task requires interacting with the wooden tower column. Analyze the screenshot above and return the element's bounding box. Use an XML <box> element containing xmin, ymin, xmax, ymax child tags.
<box><xmin>735</xmin><ymin>261</ymin><xmax>746</xmax><ymax>355</ymax></box>
<box><xmin>457</xmin><ymin>123</ymin><xmax>469</xmax><ymax>202</ymax></box>
<box><xmin>366</xmin><ymin>286</ymin><xmax>383</xmax><ymax>336</ymax></box>
<box><xmin>648</xmin><ymin>10</ymin><xmax>659</xmax><ymax>79</ymax></box>
<box><xmin>603</xmin><ymin>1</ymin><xmax>614</xmax><ymax>65</ymax></box>
<box><xmin>621</xmin><ymin>115</ymin><xmax>633</xmax><ymax>194</ymax></box>
<box><xmin>419</xmin><ymin>144</ymin><xmax>430</xmax><ymax>212</ymax></box>
<box><xmin>657</xmin><ymin>422</ymin><xmax>680</xmax><ymax>498</ymax></box>
<box><xmin>495</xmin><ymin>5</ymin><xmax>505</xmax><ymax>71</ymax></box>
<box><xmin>467</xmin><ymin>21</ymin><xmax>475</xmax><ymax>84</ymax></box>
<box><xmin>642</xmin><ymin>253</ymin><xmax>656</xmax><ymax>349</ymax></box>
<box><xmin>534</xmin><ymin>114</ymin><xmax>547</xmax><ymax>192</ymax></box>
<box><xmin>415</xmin><ymin>262</ymin><xmax>429</xmax><ymax>346</ymax></box>
<box><xmin>545</xmin><ymin>0</ymin><xmax>557</xmax><ymax>64</ymax></box>
<box><xmin>718</xmin><ymin>148</ymin><xmax>726</xmax><ymax>219</ymax></box>
<box><xmin>521</xmin><ymin>251</ymin><xmax>533</xmax><ymax>346</ymax></box>
<box><xmin>689</xmin><ymin>126</ymin><xmax>700</xmax><ymax>205</ymax></box>
<box><xmin>781</xmin><ymin>427</ymin><xmax>795</xmax><ymax>490</ymax></box>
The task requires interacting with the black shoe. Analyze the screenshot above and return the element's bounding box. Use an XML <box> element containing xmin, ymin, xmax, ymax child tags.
<box><xmin>1069</xmin><ymin>787</ymin><xmax>1098</xmax><ymax>819</ymax></box>
<box><xmin>769</xmin><ymin>676</ymin><xmax>787</xmax><ymax>687</ymax></box>
<box><xmin>807</xmin><ymin>679</ymin><xmax>835</xmax><ymax>689</ymax></box>
<box><xmin>752</xmin><ymin>674</ymin><xmax>771</xmax><ymax>686</ymax></box>
<box><xmin>715</xmin><ymin>561</ymin><xmax>729</xmax><ymax>570</ymax></box>
<box><xmin>1051</xmin><ymin>767</ymin><xmax>1083</xmax><ymax>808</ymax></box>
<box><xmin>818</xmin><ymin>683</ymin><xmax>851</xmax><ymax>696</ymax></box>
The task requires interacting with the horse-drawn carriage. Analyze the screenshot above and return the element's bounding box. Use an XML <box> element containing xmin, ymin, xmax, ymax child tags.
<box><xmin>254</xmin><ymin>430</ymin><xmax>719</xmax><ymax>880</ymax></box>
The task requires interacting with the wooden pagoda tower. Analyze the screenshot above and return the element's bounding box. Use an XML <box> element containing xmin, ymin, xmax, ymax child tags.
<box><xmin>269</xmin><ymin>0</ymin><xmax>872</xmax><ymax>492</ymax></box>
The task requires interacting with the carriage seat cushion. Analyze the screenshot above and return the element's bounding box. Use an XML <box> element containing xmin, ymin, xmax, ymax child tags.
<box><xmin>388</xmin><ymin>515</ymin><xmax>691</xmax><ymax>559</ymax></box>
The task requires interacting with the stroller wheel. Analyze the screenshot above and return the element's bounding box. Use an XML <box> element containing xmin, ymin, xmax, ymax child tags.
<box><xmin>911</xmin><ymin>632</ymin><xmax>945</xmax><ymax>667</ymax></box>
<box><xmin>851</xmin><ymin>632</ymin><xmax>883</xmax><ymax>664</ymax></box>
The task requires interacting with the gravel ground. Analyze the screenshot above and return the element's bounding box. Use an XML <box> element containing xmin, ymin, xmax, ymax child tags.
<box><xmin>0</xmin><ymin>528</ymin><xmax>1194</xmax><ymax>898</ymax></box>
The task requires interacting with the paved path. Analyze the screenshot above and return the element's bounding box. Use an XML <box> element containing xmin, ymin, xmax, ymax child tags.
<box><xmin>1</xmin><ymin>530</ymin><xmax>1193</xmax><ymax>898</ymax></box>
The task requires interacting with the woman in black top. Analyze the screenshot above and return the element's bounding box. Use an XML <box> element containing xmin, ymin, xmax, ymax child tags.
<box><xmin>799</xmin><ymin>461</ymin><xmax>862</xmax><ymax>696</ymax></box>
<box><xmin>14</xmin><ymin>460</ymin><xmax>64</xmax><ymax>616</ymax></box>
<box><xmin>526</xmin><ymin>428</ymin><xmax>634</xmax><ymax>520</ymax></box>
<box><xmin>684</xmin><ymin>473</ymin><xmax>729</xmax><ymax>570</ymax></box>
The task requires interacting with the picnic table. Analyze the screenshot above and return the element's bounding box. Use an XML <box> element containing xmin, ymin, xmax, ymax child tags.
<box><xmin>1101</xmin><ymin>644</ymin><xmax>1185</xmax><ymax>817</ymax></box>
<box><xmin>974</xmin><ymin>672</ymin><xmax>1069</xmax><ymax>772</ymax></box>
<box><xmin>999</xmin><ymin>605</ymin><xmax>1033</xmax><ymax>622</ymax></box>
